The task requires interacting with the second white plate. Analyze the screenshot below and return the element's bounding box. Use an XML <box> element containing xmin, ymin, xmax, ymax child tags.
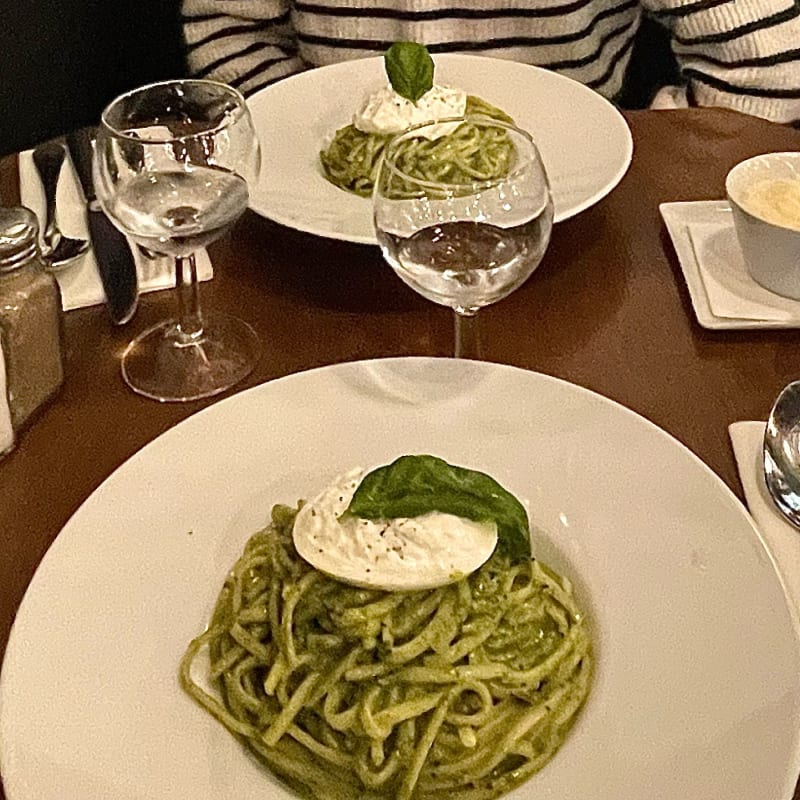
<box><xmin>247</xmin><ymin>55</ymin><xmax>633</xmax><ymax>244</ymax></box>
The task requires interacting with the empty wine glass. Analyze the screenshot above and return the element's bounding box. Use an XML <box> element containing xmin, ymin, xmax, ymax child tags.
<box><xmin>373</xmin><ymin>116</ymin><xmax>554</xmax><ymax>358</ymax></box>
<box><xmin>94</xmin><ymin>79</ymin><xmax>261</xmax><ymax>401</ymax></box>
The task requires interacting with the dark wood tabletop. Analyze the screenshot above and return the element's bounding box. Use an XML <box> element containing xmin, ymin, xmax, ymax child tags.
<box><xmin>1</xmin><ymin>107</ymin><xmax>800</xmax><ymax>799</ymax></box>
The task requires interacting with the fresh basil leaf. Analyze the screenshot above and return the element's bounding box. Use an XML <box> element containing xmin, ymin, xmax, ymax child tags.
<box><xmin>384</xmin><ymin>42</ymin><xmax>434</xmax><ymax>104</ymax></box>
<box><xmin>346</xmin><ymin>455</ymin><xmax>531</xmax><ymax>563</ymax></box>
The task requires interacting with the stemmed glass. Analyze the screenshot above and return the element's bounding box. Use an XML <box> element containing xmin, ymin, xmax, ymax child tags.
<box><xmin>93</xmin><ymin>79</ymin><xmax>262</xmax><ymax>401</ymax></box>
<box><xmin>373</xmin><ymin>116</ymin><xmax>554</xmax><ymax>358</ymax></box>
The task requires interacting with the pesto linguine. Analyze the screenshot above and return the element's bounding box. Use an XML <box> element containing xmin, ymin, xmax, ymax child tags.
<box><xmin>319</xmin><ymin>95</ymin><xmax>515</xmax><ymax>197</ymax></box>
<box><xmin>180</xmin><ymin>502</ymin><xmax>592</xmax><ymax>800</ymax></box>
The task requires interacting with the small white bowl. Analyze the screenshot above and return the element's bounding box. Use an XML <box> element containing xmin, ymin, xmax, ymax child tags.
<box><xmin>725</xmin><ymin>152</ymin><xmax>800</xmax><ymax>299</ymax></box>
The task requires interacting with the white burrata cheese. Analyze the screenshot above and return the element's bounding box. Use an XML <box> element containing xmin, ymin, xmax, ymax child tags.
<box><xmin>353</xmin><ymin>84</ymin><xmax>467</xmax><ymax>140</ymax></box>
<box><xmin>292</xmin><ymin>468</ymin><xmax>498</xmax><ymax>591</ymax></box>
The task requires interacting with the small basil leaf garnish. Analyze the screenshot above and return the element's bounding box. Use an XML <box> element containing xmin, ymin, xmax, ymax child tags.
<box><xmin>384</xmin><ymin>41</ymin><xmax>434</xmax><ymax>104</ymax></box>
<box><xmin>346</xmin><ymin>455</ymin><xmax>531</xmax><ymax>563</ymax></box>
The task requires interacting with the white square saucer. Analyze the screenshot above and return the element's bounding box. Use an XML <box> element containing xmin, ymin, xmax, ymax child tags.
<box><xmin>660</xmin><ymin>200</ymin><xmax>800</xmax><ymax>330</ymax></box>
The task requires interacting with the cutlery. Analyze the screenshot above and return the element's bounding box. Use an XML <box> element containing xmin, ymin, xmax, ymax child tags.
<box><xmin>31</xmin><ymin>142</ymin><xmax>89</xmax><ymax>270</ymax></box>
<box><xmin>65</xmin><ymin>127</ymin><xmax>139</xmax><ymax>325</ymax></box>
<box><xmin>763</xmin><ymin>380</ymin><xmax>800</xmax><ymax>529</ymax></box>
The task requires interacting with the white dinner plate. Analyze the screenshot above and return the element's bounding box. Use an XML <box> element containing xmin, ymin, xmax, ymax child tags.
<box><xmin>1</xmin><ymin>358</ymin><xmax>798</xmax><ymax>800</ymax></box>
<box><xmin>247</xmin><ymin>55</ymin><xmax>633</xmax><ymax>243</ymax></box>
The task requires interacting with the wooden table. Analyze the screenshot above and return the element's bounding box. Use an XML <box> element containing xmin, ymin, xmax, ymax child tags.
<box><xmin>1</xmin><ymin>108</ymin><xmax>799</xmax><ymax>798</ymax></box>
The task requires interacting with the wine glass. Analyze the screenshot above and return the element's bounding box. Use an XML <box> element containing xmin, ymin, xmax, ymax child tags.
<box><xmin>373</xmin><ymin>116</ymin><xmax>554</xmax><ymax>358</ymax></box>
<box><xmin>93</xmin><ymin>79</ymin><xmax>262</xmax><ymax>402</ymax></box>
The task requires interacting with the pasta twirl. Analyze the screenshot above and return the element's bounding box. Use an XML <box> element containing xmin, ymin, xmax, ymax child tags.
<box><xmin>319</xmin><ymin>96</ymin><xmax>515</xmax><ymax>197</ymax></box>
<box><xmin>180</xmin><ymin>503</ymin><xmax>592</xmax><ymax>800</ymax></box>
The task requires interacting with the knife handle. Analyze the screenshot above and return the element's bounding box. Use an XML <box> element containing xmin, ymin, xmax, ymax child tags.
<box><xmin>65</xmin><ymin>128</ymin><xmax>97</xmax><ymax>203</ymax></box>
<box><xmin>86</xmin><ymin>210</ymin><xmax>140</xmax><ymax>326</ymax></box>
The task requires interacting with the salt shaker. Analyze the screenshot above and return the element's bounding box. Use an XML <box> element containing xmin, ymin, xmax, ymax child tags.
<box><xmin>0</xmin><ymin>206</ymin><xmax>65</xmax><ymax>442</ymax></box>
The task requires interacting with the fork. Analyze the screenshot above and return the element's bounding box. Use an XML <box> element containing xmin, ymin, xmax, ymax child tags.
<box><xmin>31</xmin><ymin>142</ymin><xmax>89</xmax><ymax>270</ymax></box>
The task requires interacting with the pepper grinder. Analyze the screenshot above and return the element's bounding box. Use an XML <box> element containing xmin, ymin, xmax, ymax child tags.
<box><xmin>0</xmin><ymin>206</ymin><xmax>65</xmax><ymax>445</ymax></box>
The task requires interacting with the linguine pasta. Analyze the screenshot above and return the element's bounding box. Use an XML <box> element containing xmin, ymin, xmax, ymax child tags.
<box><xmin>319</xmin><ymin>95</ymin><xmax>515</xmax><ymax>197</ymax></box>
<box><xmin>180</xmin><ymin>502</ymin><xmax>592</xmax><ymax>800</ymax></box>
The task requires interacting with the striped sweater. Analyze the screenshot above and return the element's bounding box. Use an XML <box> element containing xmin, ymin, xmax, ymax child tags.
<box><xmin>181</xmin><ymin>0</ymin><xmax>800</xmax><ymax>123</ymax></box>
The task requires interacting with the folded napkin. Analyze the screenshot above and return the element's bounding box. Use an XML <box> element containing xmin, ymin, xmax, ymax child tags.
<box><xmin>687</xmin><ymin>216</ymin><xmax>800</xmax><ymax>322</ymax></box>
<box><xmin>18</xmin><ymin>148</ymin><xmax>213</xmax><ymax>312</ymax></box>
<box><xmin>729</xmin><ymin>420</ymin><xmax>800</xmax><ymax>618</ymax></box>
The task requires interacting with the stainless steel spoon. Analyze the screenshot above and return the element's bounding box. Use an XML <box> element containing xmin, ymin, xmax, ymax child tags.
<box><xmin>763</xmin><ymin>380</ymin><xmax>800</xmax><ymax>528</ymax></box>
<box><xmin>32</xmin><ymin>141</ymin><xmax>89</xmax><ymax>270</ymax></box>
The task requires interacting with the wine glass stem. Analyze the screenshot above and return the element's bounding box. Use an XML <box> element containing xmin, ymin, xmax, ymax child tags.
<box><xmin>454</xmin><ymin>308</ymin><xmax>481</xmax><ymax>359</ymax></box>
<box><xmin>175</xmin><ymin>253</ymin><xmax>204</xmax><ymax>343</ymax></box>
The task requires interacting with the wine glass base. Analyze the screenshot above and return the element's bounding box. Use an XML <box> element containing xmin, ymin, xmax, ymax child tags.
<box><xmin>121</xmin><ymin>313</ymin><xmax>261</xmax><ymax>402</ymax></box>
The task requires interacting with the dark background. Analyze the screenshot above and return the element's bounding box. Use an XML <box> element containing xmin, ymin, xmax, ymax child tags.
<box><xmin>0</xmin><ymin>3</ymin><xmax>675</xmax><ymax>156</ymax></box>
<box><xmin>0</xmin><ymin>0</ymin><xmax>186</xmax><ymax>156</ymax></box>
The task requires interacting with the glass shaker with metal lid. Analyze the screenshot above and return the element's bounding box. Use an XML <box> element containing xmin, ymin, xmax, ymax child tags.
<box><xmin>0</xmin><ymin>206</ymin><xmax>65</xmax><ymax>435</ymax></box>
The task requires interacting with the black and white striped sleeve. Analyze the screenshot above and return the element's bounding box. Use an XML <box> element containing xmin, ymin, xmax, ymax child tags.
<box><xmin>643</xmin><ymin>0</ymin><xmax>800</xmax><ymax>123</ymax></box>
<box><xmin>181</xmin><ymin>0</ymin><xmax>307</xmax><ymax>96</ymax></box>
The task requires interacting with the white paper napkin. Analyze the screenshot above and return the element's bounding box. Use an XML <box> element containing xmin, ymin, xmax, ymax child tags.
<box><xmin>18</xmin><ymin>148</ymin><xmax>213</xmax><ymax>312</ymax></box>
<box><xmin>686</xmin><ymin>217</ymin><xmax>800</xmax><ymax>322</ymax></box>
<box><xmin>729</xmin><ymin>420</ymin><xmax>800</xmax><ymax>618</ymax></box>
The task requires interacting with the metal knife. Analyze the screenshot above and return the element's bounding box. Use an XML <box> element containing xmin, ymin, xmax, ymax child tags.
<box><xmin>65</xmin><ymin>128</ymin><xmax>139</xmax><ymax>325</ymax></box>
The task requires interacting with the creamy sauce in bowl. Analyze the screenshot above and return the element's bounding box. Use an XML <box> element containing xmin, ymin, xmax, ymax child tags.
<box><xmin>741</xmin><ymin>177</ymin><xmax>800</xmax><ymax>230</ymax></box>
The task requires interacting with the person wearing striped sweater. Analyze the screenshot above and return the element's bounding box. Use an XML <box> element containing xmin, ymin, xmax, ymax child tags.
<box><xmin>181</xmin><ymin>0</ymin><xmax>800</xmax><ymax>124</ymax></box>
